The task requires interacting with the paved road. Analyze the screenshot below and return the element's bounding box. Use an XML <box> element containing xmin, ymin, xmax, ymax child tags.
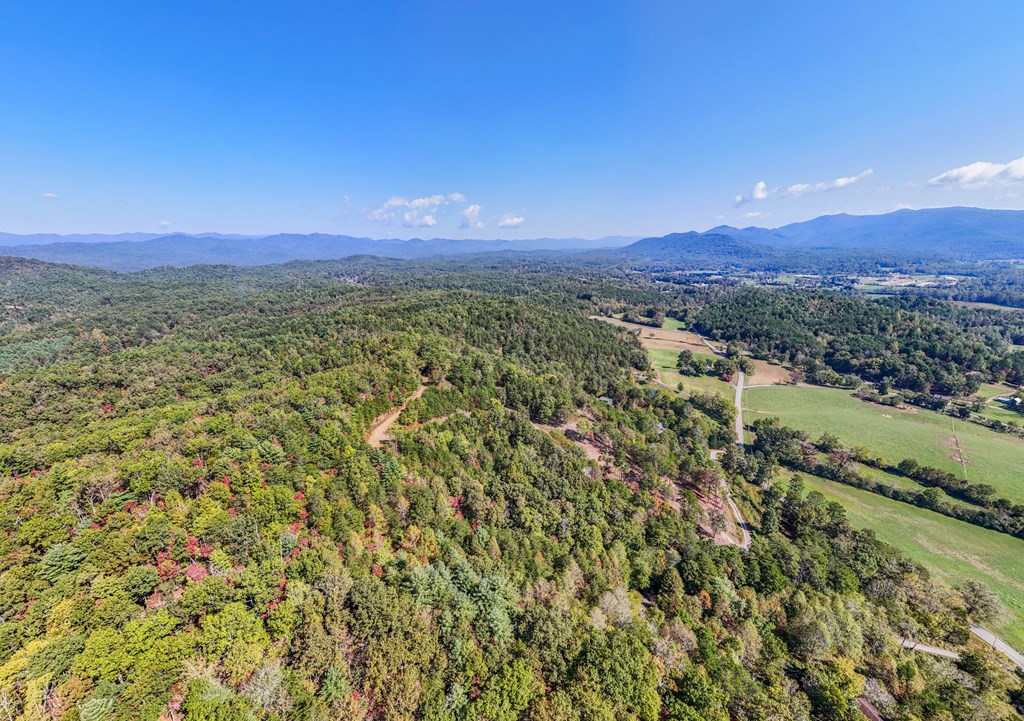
<box><xmin>900</xmin><ymin>629</ymin><xmax>1024</xmax><ymax>671</ymax></box>
<box><xmin>690</xmin><ymin>327</ymin><xmax>753</xmax><ymax>549</ymax></box>
<box><xmin>734</xmin><ymin>369</ymin><xmax>745</xmax><ymax>446</ymax></box>
<box><xmin>728</xmin><ymin>369</ymin><xmax>752</xmax><ymax>548</ymax></box>
<box><xmin>971</xmin><ymin>625</ymin><xmax>1024</xmax><ymax>670</ymax></box>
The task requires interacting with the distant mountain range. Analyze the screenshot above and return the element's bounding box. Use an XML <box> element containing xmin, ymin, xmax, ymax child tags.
<box><xmin>0</xmin><ymin>233</ymin><xmax>638</xmax><ymax>271</ymax></box>
<box><xmin>705</xmin><ymin>207</ymin><xmax>1024</xmax><ymax>259</ymax></box>
<box><xmin>2</xmin><ymin>207</ymin><xmax>1024</xmax><ymax>271</ymax></box>
<box><xmin>0</xmin><ymin>231</ymin><xmax>261</xmax><ymax>247</ymax></box>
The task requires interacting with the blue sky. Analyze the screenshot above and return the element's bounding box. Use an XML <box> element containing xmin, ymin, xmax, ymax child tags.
<box><xmin>2</xmin><ymin>1</ymin><xmax>1023</xmax><ymax>238</ymax></box>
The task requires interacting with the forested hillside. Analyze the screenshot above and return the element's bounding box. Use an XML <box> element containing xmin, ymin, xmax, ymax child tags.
<box><xmin>0</xmin><ymin>258</ymin><xmax>1021</xmax><ymax>721</ymax></box>
<box><xmin>695</xmin><ymin>289</ymin><xmax>1024</xmax><ymax>394</ymax></box>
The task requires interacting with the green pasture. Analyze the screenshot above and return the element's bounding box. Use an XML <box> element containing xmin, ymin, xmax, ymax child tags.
<box><xmin>648</xmin><ymin>348</ymin><xmax>732</xmax><ymax>397</ymax></box>
<box><xmin>745</xmin><ymin>385</ymin><xmax>1024</xmax><ymax>503</ymax></box>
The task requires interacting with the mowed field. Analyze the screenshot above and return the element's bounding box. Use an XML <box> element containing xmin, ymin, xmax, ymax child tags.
<box><xmin>594</xmin><ymin>315</ymin><xmax>721</xmax><ymax>353</ymax></box>
<box><xmin>593</xmin><ymin>316</ymin><xmax>792</xmax><ymax>386</ymax></box>
<box><xmin>745</xmin><ymin>385</ymin><xmax>1024</xmax><ymax>504</ymax></box>
<box><xmin>800</xmin><ymin>472</ymin><xmax>1024</xmax><ymax>651</ymax></box>
<box><xmin>592</xmin><ymin>316</ymin><xmax>732</xmax><ymax>396</ymax></box>
<box><xmin>648</xmin><ymin>348</ymin><xmax>731</xmax><ymax>396</ymax></box>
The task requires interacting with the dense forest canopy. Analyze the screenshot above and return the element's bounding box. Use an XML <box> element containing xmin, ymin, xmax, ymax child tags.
<box><xmin>0</xmin><ymin>256</ymin><xmax>1022</xmax><ymax>721</ymax></box>
<box><xmin>695</xmin><ymin>289</ymin><xmax>1024</xmax><ymax>393</ymax></box>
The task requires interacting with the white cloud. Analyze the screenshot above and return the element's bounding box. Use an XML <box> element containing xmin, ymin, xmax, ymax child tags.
<box><xmin>742</xmin><ymin>211</ymin><xmax>769</xmax><ymax>220</ymax></box>
<box><xmin>366</xmin><ymin>192</ymin><xmax>469</xmax><ymax>227</ymax></box>
<box><xmin>735</xmin><ymin>181</ymin><xmax>768</xmax><ymax>206</ymax></box>
<box><xmin>158</xmin><ymin>220</ymin><xmax>173</xmax><ymax>228</ymax></box>
<box><xmin>498</xmin><ymin>214</ymin><xmax>525</xmax><ymax>228</ymax></box>
<box><xmin>929</xmin><ymin>155</ymin><xmax>1024</xmax><ymax>189</ymax></box>
<box><xmin>782</xmin><ymin>169</ymin><xmax>874</xmax><ymax>197</ymax></box>
<box><xmin>403</xmin><ymin>211</ymin><xmax>437</xmax><ymax>228</ymax></box>
<box><xmin>39</xmin><ymin>192</ymin><xmax>59</xmax><ymax>199</ymax></box>
<box><xmin>460</xmin><ymin>204</ymin><xmax>484</xmax><ymax>229</ymax></box>
<box><xmin>735</xmin><ymin>169</ymin><xmax>873</xmax><ymax>206</ymax></box>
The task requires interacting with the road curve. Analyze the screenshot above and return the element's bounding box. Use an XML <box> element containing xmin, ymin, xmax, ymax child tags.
<box><xmin>970</xmin><ymin>625</ymin><xmax>1024</xmax><ymax>670</ymax></box>
<box><xmin>365</xmin><ymin>383</ymin><xmax>427</xmax><ymax>447</ymax></box>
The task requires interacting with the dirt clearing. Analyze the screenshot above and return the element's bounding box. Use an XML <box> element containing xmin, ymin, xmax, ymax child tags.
<box><xmin>365</xmin><ymin>384</ymin><xmax>427</xmax><ymax>447</ymax></box>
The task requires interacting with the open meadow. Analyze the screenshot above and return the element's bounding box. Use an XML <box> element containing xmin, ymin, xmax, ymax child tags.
<box><xmin>647</xmin><ymin>347</ymin><xmax>731</xmax><ymax>396</ymax></box>
<box><xmin>745</xmin><ymin>385</ymin><xmax>1024</xmax><ymax>503</ymax></box>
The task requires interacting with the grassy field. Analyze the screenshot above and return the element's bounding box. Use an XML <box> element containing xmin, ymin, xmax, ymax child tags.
<box><xmin>799</xmin><ymin>472</ymin><xmax>1024</xmax><ymax>651</ymax></box>
<box><xmin>648</xmin><ymin>348</ymin><xmax>732</xmax><ymax>396</ymax></box>
<box><xmin>951</xmin><ymin>300</ymin><xmax>1024</xmax><ymax>312</ymax></box>
<box><xmin>661</xmin><ymin>317</ymin><xmax>688</xmax><ymax>331</ymax></box>
<box><xmin>745</xmin><ymin>385</ymin><xmax>1024</xmax><ymax>503</ymax></box>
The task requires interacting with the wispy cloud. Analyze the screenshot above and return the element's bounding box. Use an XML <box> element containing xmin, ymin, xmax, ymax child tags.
<box><xmin>39</xmin><ymin>192</ymin><xmax>59</xmax><ymax>199</ymax></box>
<box><xmin>735</xmin><ymin>169</ymin><xmax>873</xmax><ymax>206</ymax></box>
<box><xmin>460</xmin><ymin>203</ymin><xmax>484</xmax><ymax>229</ymax></box>
<box><xmin>742</xmin><ymin>211</ymin><xmax>769</xmax><ymax>220</ymax></box>
<box><xmin>497</xmin><ymin>214</ymin><xmax>525</xmax><ymax>228</ymax></box>
<box><xmin>158</xmin><ymin>220</ymin><xmax>173</xmax><ymax>228</ymax></box>
<box><xmin>929</xmin><ymin>155</ymin><xmax>1024</xmax><ymax>189</ymax></box>
<box><xmin>366</xmin><ymin>193</ymin><xmax>467</xmax><ymax>227</ymax></box>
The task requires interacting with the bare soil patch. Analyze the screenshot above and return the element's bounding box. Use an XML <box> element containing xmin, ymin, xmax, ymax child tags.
<box><xmin>693</xmin><ymin>486</ymin><xmax>742</xmax><ymax>546</ymax></box>
<box><xmin>531</xmin><ymin>417</ymin><xmax>612</xmax><ymax>467</ymax></box>
<box><xmin>591</xmin><ymin>316</ymin><xmax>714</xmax><ymax>353</ymax></box>
<box><xmin>745</xmin><ymin>359</ymin><xmax>790</xmax><ymax>385</ymax></box>
<box><xmin>943</xmin><ymin>435</ymin><xmax>971</xmax><ymax>466</ymax></box>
<box><xmin>365</xmin><ymin>383</ymin><xmax>427</xmax><ymax>447</ymax></box>
<box><xmin>593</xmin><ymin>316</ymin><xmax>793</xmax><ymax>386</ymax></box>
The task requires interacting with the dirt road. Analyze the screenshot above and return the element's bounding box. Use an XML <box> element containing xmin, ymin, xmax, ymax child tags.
<box><xmin>899</xmin><ymin>637</ymin><xmax>961</xmax><ymax>660</ymax></box>
<box><xmin>365</xmin><ymin>384</ymin><xmax>427</xmax><ymax>447</ymax></box>
<box><xmin>734</xmin><ymin>369</ymin><xmax>745</xmax><ymax>447</ymax></box>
